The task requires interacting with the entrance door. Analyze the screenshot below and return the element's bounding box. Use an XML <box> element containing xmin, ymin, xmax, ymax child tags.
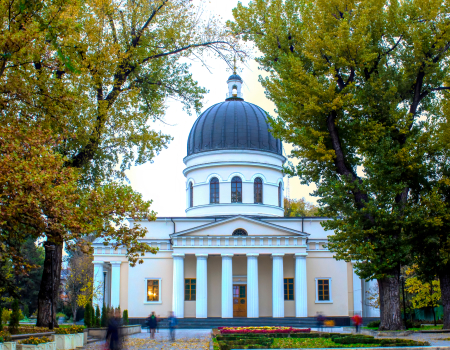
<box><xmin>233</xmin><ymin>285</ymin><xmax>247</xmax><ymax>317</ymax></box>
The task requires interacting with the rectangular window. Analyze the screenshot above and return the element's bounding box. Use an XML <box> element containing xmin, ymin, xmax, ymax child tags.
<box><xmin>147</xmin><ymin>279</ymin><xmax>160</xmax><ymax>302</ymax></box>
<box><xmin>284</xmin><ymin>278</ymin><xmax>294</xmax><ymax>300</ymax></box>
<box><xmin>317</xmin><ymin>279</ymin><xmax>330</xmax><ymax>301</ymax></box>
<box><xmin>185</xmin><ymin>278</ymin><xmax>196</xmax><ymax>301</ymax></box>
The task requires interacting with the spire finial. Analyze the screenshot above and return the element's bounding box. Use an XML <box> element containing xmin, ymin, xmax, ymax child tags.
<box><xmin>233</xmin><ymin>56</ymin><xmax>237</xmax><ymax>75</ymax></box>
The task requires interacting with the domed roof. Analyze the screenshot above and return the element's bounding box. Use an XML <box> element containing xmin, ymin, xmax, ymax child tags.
<box><xmin>227</xmin><ymin>74</ymin><xmax>242</xmax><ymax>82</ymax></box>
<box><xmin>187</xmin><ymin>100</ymin><xmax>283</xmax><ymax>157</ymax></box>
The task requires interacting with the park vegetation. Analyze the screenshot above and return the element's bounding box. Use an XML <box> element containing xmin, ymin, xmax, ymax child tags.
<box><xmin>230</xmin><ymin>0</ymin><xmax>450</xmax><ymax>330</ymax></box>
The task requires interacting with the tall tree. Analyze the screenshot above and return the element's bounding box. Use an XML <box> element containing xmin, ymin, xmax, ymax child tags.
<box><xmin>230</xmin><ymin>0</ymin><xmax>450</xmax><ymax>329</ymax></box>
<box><xmin>1</xmin><ymin>0</ymin><xmax>239</xmax><ymax>327</ymax></box>
<box><xmin>284</xmin><ymin>198</ymin><xmax>319</xmax><ymax>217</ymax></box>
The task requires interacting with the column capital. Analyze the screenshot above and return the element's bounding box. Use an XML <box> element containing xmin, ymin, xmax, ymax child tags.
<box><xmin>221</xmin><ymin>253</ymin><xmax>234</xmax><ymax>257</ymax></box>
<box><xmin>110</xmin><ymin>261</ymin><xmax>122</xmax><ymax>266</ymax></box>
<box><xmin>272</xmin><ymin>253</ymin><xmax>285</xmax><ymax>257</ymax></box>
<box><xmin>172</xmin><ymin>253</ymin><xmax>185</xmax><ymax>258</ymax></box>
<box><xmin>294</xmin><ymin>253</ymin><xmax>307</xmax><ymax>259</ymax></box>
<box><xmin>246</xmin><ymin>253</ymin><xmax>259</xmax><ymax>257</ymax></box>
<box><xmin>195</xmin><ymin>253</ymin><xmax>208</xmax><ymax>259</ymax></box>
<box><xmin>93</xmin><ymin>261</ymin><xmax>104</xmax><ymax>265</ymax></box>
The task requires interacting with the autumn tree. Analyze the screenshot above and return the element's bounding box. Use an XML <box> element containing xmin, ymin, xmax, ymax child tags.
<box><xmin>230</xmin><ymin>0</ymin><xmax>450</xmax><ymax>329</ymax></box>
<box><xmin>1</xmin><ymin>0</ymin><xmax>240</xmax><ymax>327</ymax></box>
<box><xmin>284</xmin><ymin>197</ymin><xmax>319</xmax><ymax>217</ymax></box>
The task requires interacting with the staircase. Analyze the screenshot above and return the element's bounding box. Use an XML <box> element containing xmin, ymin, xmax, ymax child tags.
<box><xmin>130</xmin><ymin>317</ymin><xmax>355</xmax><ymax>329</ymax></box>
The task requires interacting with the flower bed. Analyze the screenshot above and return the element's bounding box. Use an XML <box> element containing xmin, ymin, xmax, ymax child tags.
<box><xmin>217</xmin><ymin>326</ymin><xmax>311</xmax><ymax>334</ymax></box>
<box><xmin>4</xmin><ymin>327</ymin><xmax>50</xmax><ymax>335</ymax></box>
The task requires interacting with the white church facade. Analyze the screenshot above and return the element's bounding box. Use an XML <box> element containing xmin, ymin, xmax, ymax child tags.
<box><xmin>92</xmin><ymin>74</ymin><xmax>379</xmax><ymax>321</ymax></box>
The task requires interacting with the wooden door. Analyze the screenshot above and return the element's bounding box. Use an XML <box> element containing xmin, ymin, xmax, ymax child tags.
<box><xmin>233</xmin><ymin>285</ymin><xmax>247</xmax><ymax>317</ymax></box>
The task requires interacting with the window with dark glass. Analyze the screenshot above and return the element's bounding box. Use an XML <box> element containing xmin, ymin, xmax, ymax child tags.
<box><xmin>231</xmin><ymin>176</ymin><xmax>242</xmax><ymax>203</ymax></box>
<box><xmin>147</xmin><ymin>280</ymin><xmax>159</xmax><ymax>302</ymax></box>
<box><xmin>210</xmin><ymin>177</ymin><xmax>219</xmax><ymax>204</ymax></box>
<box><xmin>284</xmin><ymin>278</ymin><xmax>294</xmax><ymax>300</ymax></box>
<box><xmin>254</xmin><ymin>177</ymin><xmax>263</xmax><ymax>204</ymax></box>
<box><xmin>189</xmin><ymin>182</ymin><xmax>193</xmax><ymax>207</ymax></box>
<box><xmin>317</xmin><ymin>279</ymin><xmax>330</xmax><ymax>301</ymax></box>
<box><xmin>278</xmin><ymin>182</ymin><xmax>282</xmax><ymax>207</ymax></box>
<box><xmin>185</xmin><ymin>278</ymin><xmax>196</xmax><ymax>301</ymax></box>
<box><xmin>232</xmin><ymin>228</ymin><xmax>248</xmax><ymax>236</ymax></box>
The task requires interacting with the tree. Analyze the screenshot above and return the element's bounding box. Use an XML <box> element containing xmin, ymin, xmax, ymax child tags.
<box><xmin>1</xmin><ymin>0</ymin><xmax>240</xmax><ymax>327</ymax></box>
<box><xmin>284</xmin><ymin>198</ymin><xmax>319</xmax><ymax>217</ymax></box>
<box><xmin>230</xmin><ymin>0</ymin><xmax>450</xmax><ymax>330</ymax></box>
<box><xmin>405</xmin><ymin>266</ymin><xmax>441</xmax><ymax>326</ymax></box>
<box><xmin>123</xmin><ymin>310</ymin><xmax>128</xmax><ymax>325</ymax></box>
<box><xmin>8</xmin><ymin>300</ymin><xmax>20</xmax><ymax>334</ymax></box>
<box><xmin>101</xmin><ymin>304</ymin><xmax>107</xmax><ymax>328</ymax></box>
<box><xmin>95</xmin><ymin>306</ymin><xmax>100</xmax><ymax>328</ymax></box>
<box><xmin>84</xmin><ymin>303</ymin><xmax>91</xmax><ymax>328</ymax></box>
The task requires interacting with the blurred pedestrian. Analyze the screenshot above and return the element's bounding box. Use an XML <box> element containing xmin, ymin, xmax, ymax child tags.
<box><xmin>352</xmin><ymin>313</ymin><xmax>362</xmax><ymax>333</ymax></box>
<box><xmin>168</xmin><ymin>311</ymin><xmax>177</xmax><ymax>341</ymax></box>
<box><xmin>106</xmin><ymin>309</ymin><xmax>119</xmax><ymax>350</ymax></box>
<box><xmin>156</xmin><ymin>314</ymin><xmax>160</xmax><ymax>333</ymax></box>
<box><xmin>146</xmin><ymin>312</ymin><xmax>157</xmax><ymax>339</ymax></box>
<box><xmin>316</xmin><ymin>312</ymin><xmax>325</xmax><ymax>332</ymax></box>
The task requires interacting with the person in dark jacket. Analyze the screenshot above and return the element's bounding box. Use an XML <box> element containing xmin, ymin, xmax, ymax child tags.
<box><xmin>146</xmin><ymin>312</ymin><xmax>158</xmax><ymax>339</ymax></box>
<box><xmin>168</xmin><ymin>311</ymin><xmax>177</xmax><ymax>342</ymax></box>
<box><xmin>106</xmin><ymin>310</ymin><xmax>119</xmax><ymax>350</ymax></box>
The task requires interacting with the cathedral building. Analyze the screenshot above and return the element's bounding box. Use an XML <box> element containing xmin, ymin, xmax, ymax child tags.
<box><xmin>92</xmin><ymin>74</ymin><xmax>379</xmax><ymax>322</ymax></box>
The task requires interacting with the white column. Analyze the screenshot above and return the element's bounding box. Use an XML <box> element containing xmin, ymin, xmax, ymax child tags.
<box><xmin>221</xmin><ymin>254</ymin><xmax>233</xmax><ymax>318</ymax></box>
<box><xmin>93</xmin><ymin>261</ymin><xmax>104</xmax><ymax>308</ymax></box>
<box><xmin>294</xmin><ymin>254</ymin><xmax>308</xmax><ymax>317</ymax></box>
<box><xmin>196</xmin><ymin>254</ymin><xmax>208</xmax><ymax>318</ymax></box>
<box><xmin>272</xmin><ymin>253</ymin><xmax>284</xmax><ymax>317</ymax></box>
<box><xmin>110</xmin><ymin>261</ymin><xmax>122</xmax><ymax>308</ymax></box>
<box><xmin>247</xmin><ymin>253</ymin><xmax>259</xmax><ymax>318</ymax></box>
<box><xmin>352</xmin><ymin>264</ymin><xmax>363</xmax><ymax>316</ymax></box>
<box><xmin>172</xmin><ymin>254</ymin><xmax>185</xmax><ymax>318</ymax></box>
<box><xmin>364</xmin><ymin>279</ymin><xmax>380</xmax><ymax>317</ymax></box>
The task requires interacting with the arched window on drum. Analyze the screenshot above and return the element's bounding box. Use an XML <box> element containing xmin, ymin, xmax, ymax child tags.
<box><xmin>278</xmin><ymin>182</ymin><xmax>283</xmax><ymax>207</ymax></box>
<box><xmin>189</xmin><ymin>182</ymin><xmax>194</xmax><ymax>208</ymax></box>
<box><xmin>254</xmin><ymin>177</ymin><xmax>263</xmax><ymax>204</ymax></box>
<box><xmin>231</xmin><ymin>176</ymin><xmax>242</xmax><ymax>203</ymax></box>
<box><xmin>210</xmin><ymin>177</ymin><xmax>219</xmax><ymax>204</ymax></box>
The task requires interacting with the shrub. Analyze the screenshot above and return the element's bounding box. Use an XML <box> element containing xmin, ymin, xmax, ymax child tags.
<box><xmin>19</xmin><ymin>336</ymin><xmax>52</xmax><ymax>345</ymax></box>
<box><xmin>56</xmin><ymin>312</ymin><xmax>66</xmax><ymax>319</ymax></box>
<box><xmin>0</xmin><ymin>331</ymin><xmax>11</xmax><ymax>342</ymax></box>
<box><xmin>101</xmin><ymin>304</ymin><xmax>108</xmax><ymax>327</ymax></box>
<box><xmin>123</xmin><ymin>310</ymin><xmax>129</xmax><ymax>325</ymax></box>
<box><xmin>23</xmin><ymin>305</ymin><xmax>29</xmax><ymax>319</ymax></box>
<box><xmin>366</xmin><ymin>320</ymin><xmax>381</xmax><ymax>328</ymax></box>
<box><xmin>84</xmin><ymin>303</ymin><xmax>91</xmax><ymax>328</ymax></box>
<box><xmin>54</xmin><ymin>326</ymin><xmax>84</xmax><ymax>334</ymax></box>
<box><xmin>95</xmin><ymin>305</ymin><xmax>101</xmax><ymax>328</ymax></box>
<box><xmin>9</xmin><ymin>300</ymin><xmax>20</xmax><ymax>334</ymax></box>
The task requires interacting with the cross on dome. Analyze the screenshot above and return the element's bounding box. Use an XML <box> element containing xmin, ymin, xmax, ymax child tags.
<box><xmin>226</xmin><ymin>58</ymin><xmax>244</xmax><ymax>100</ymax></box>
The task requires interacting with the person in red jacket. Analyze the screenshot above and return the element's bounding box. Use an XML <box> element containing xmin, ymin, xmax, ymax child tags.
<box><xmin>352</xmin><ymin>313</ymin><xmax>363</xmax><ymax>333</ymax></box>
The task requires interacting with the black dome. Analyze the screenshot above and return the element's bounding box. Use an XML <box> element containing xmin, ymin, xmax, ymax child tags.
<box><xmin>187</xmin><ymin>100</ymin><xmax>283</xmax><ymax>157</ymax></box>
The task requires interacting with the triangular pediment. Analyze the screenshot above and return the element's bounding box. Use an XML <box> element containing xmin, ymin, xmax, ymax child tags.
<box><xmin>170</xmin><ymin>215</ymin><xmax>309</xmax><ymax>237</ymax></box>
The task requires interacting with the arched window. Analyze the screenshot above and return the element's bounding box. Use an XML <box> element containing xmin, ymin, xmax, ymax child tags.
<box><xmin>278</xmin><ymin>182</ymin><xmax>283</xmax><ymax>207</ymax></box>
<box><xmin>232</xmin><ymin>228</ymin><xmax>248</xmax><ymax>236</ymax></box>
<box><xmin>231</xmin><ymin>176</ymin><xmax>242</xmax><ymax>203</ymax></box>
<box><xmin>254</xmin><ymin>177</ymin><xmax>263</xmax><ymax>204</ymax></box>
<box><xmin>189</xmin><ymin>182</ymin><xmax>194</xmax><ymax>208</ymax></box>
<box><xmin>210</xmin><ymin>177</ymin><xmax>219</xmax><ymax>204</ymax></box>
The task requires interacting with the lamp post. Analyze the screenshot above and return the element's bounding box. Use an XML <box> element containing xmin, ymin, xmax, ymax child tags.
<box><xmin>47</xmin><ymin>244</ymin><xmax>55</xmax><ymax>330</ymax></box>
<box><xmin>400</xmin><ymin>275</ymin><xmax>407</xmax><ymax>329</ymax></box>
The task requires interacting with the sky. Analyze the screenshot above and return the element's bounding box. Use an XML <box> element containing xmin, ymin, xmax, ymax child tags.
<box><xmin>124</xmin><ymin>0</ymin><xmax>318</xmax><ymax>217</ymax></box>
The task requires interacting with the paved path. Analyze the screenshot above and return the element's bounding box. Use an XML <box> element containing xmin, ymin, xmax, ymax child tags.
<box><xmin>86</xmin><ymin>329</ymin><xmax>211</xmax><ymax>350</ymax></box>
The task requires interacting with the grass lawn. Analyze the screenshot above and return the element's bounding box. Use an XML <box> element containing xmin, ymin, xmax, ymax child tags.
<box><xmin>273</xmin><ymin>338</ymin><xmax>381</xmax><ymax>348</ymax></box>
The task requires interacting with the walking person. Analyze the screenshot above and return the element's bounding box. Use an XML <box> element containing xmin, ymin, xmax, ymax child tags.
<box><xmin>146</xmin><ymin>312</ymin><xmax>157</xmax><ymax>339</ymax></box>
<box><xmin>352</xmin><ymin>313</ymin><xmax>362</xmax><ymax>333</ymax></box>
<box><xmin>106</xmin><ymin>309</ymin><xmax>119</xmax><ymax>350</ymax></box>
<box><xmin>316</xmin><ymin>312</ymin><xmax>325</xmax><ymax>332</ymax></box>
<box><xmin>168</xmin><ymin>311</ymin><xmax>177</xmax><ymax>342</ymax></box>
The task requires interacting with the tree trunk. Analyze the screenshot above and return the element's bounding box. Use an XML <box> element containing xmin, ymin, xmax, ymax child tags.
<box><xmin>378</xmin><ymin>271</ymin><xmax>403</xmax><ymax>330</ymax></box>
<box><xmin>36</xmin><ymin>241</ymin><xmax>63</xmax><ymax>328</ymax></box>
<box><xmin>440</xmin><ymin>272</ymin><xmax>450</xmax><ymax>329</ymax></box>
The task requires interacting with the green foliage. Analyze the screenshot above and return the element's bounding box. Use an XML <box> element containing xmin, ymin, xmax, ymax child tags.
<box><xmin>84</xmin><ymin>303</ymin><xmax>92</xmax><ymax>328</ymax></box>
<box><xmin>123</xmin><ymin>310</ymin><xmax>129</xmax><ymax>325</ymax></box>
<box><xmin>0</xmin><ymin>307</ymin><xmax>2</xmax><ymax>331</ymax></box>
<box><xmin>366</xmin><ymin>320</ymin><xmax>381</xmax><ymax>328</ymax></box>
<box><xmin>101</xmin><ymin>304</ymin><xmax>108</xmax><ymax>328</ymax></box>
<box><xmin>54</xmin><ymin>326</ymin><xmax>84</xmax><ymax>334</ymax></box>
<box><xmin>0</xmin><ymin>331</ymin><xmax>11</xmax><ymax>342</ymax></box>
<box><xmin>9</xmin><ymin>300</ymin><xmax>20</xmax><ymax>334</ymax></box>
<box><xmin>95</xmin><ymin>305</ymin><xmax>100</xmax><ymax>328</ymax></box>
<box><xmin>19</xmin><ymin>336</ymin><xmax>52</xmax><ymax>345</ymax></box>
<box><xmin>284</xmin><ymin>198</ymin><xmax>319</xmax><ymax>217</ymax></box>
